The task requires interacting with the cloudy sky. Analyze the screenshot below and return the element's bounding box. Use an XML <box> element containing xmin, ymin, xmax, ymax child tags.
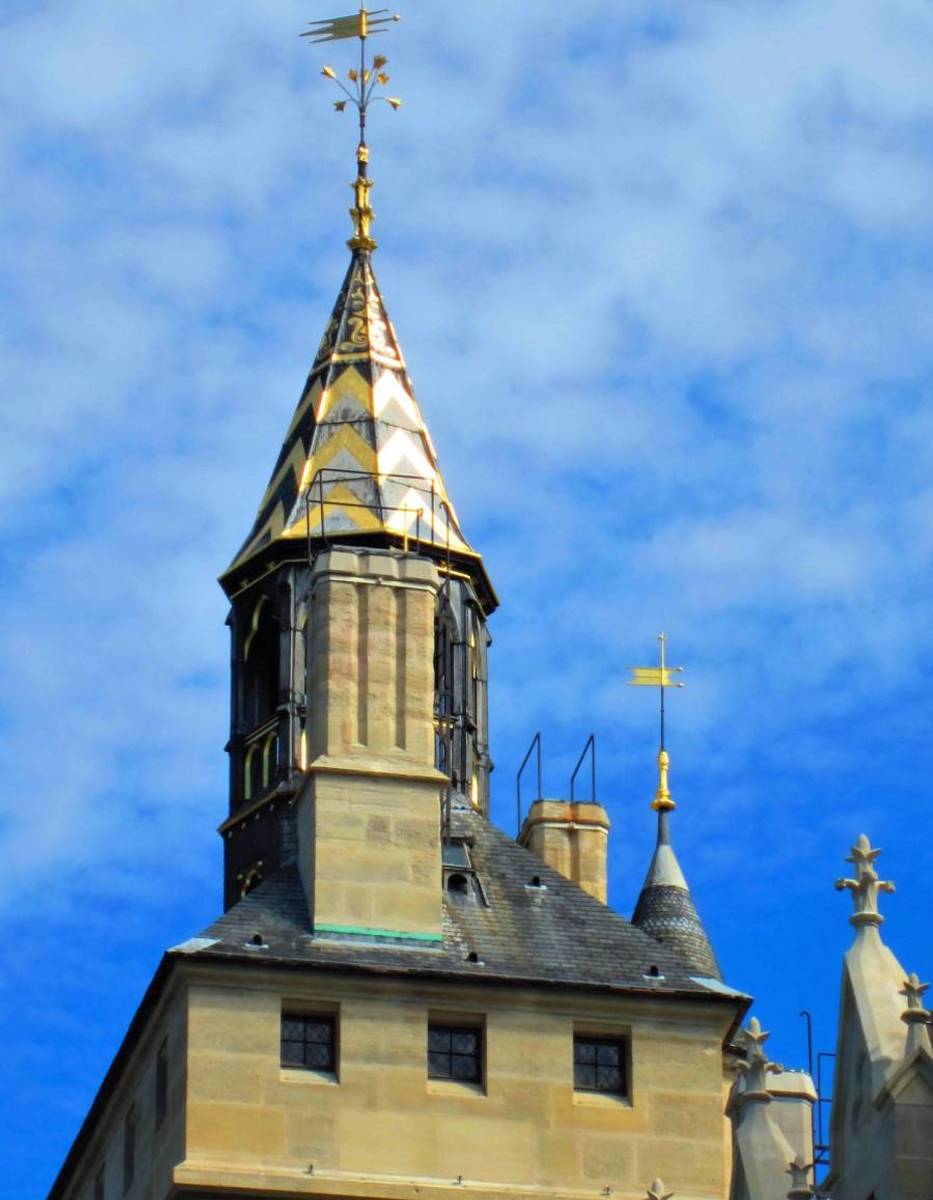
<box><xmin>3</xmin><ymin>0</ymin><xmax>933</xmax><ymax>1193</ymax></box>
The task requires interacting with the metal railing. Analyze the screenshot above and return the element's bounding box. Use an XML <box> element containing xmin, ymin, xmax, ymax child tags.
<box><xmin>570</xmin><ymin>734</ymin><xmax>596</xmax><ymax>803</ymax></box>
<box><xmin>515</xmin><ymin>732</ymin><xmax>542</xmax><ymax>835</ymax></box>
<box><xmin>302</xmin><ymin>467</ymin><xmax>457</xmax><ymax>562</ymax></box>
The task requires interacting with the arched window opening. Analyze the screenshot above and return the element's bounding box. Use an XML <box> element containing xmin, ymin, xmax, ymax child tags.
<box><xmin>244</xmin><ymin>744</ymin><xmax>264</xmax><ymax>802</ymax></box>
<box><xmin>243</xmin><ymin>598</ymin><xmax>280</xmax><ymax>731</ymax></box>
<box><xmin>237</xmin><ymin>862</ymin><xmax>264</xmax><ymax>898</ymax></box>
<box><xmin>447</xmin><ymin>872</ymin><xmax>469</xmax><ymax>894</ymax></box>
<box><xmin>434</xmin><ymin>593</ymin><xmax>456</xmax><ymax>779</ymax></box>
<box><xmin>262</xmin><ymin>730</ymin><xmax>278</xmax><ymax>789</ymax></box>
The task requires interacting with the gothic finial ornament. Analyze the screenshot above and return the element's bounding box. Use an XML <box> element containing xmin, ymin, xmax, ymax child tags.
<box><xmin>738</xmin><ymin>1016</ymin><xmax>783</xmax><ymax>1100</ymax></box>
<box><xmin>301</xmin><ymin>4</ymin><xmax>403</xmax><ymax>250</ymax></box>
<box><xmin>646</xmin><ymin>1180</ymin><xmax>673</xmax><ymax>1200</ymax></box>
<box><xmin>900</xmin><ymin>971</ymin><xmax>933</xmax><ymax>1057</ymax></box>
<box><xmin>786</xmin><ymin>1154</ymin><xmax>814</xmax><ymax>1199</ymax></box>
<box><xmin>629</xmin><ymin>633</ymin><xmax>685</xmax><ymax>811</ymax></box>
<box><xmin>835</xmin><ymin>833</ymin><xmax>895</xmax><ymax>929</ymax></box>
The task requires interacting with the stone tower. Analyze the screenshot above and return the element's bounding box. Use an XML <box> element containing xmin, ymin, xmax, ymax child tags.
<box><xmin>218</xmin><ymin>244</ymin><xmax>497</xmax><ymax>915</ymax></box>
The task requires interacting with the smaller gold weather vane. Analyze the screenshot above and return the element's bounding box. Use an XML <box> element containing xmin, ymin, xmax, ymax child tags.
<box><xmin>301</xmin><ymin>3</ymin><xmax>402</xmax><ymax>251</ymax></box>
<box><xmin>628</xmin><ymin>633</ymin><xmax>685</xmax><ymax>810</ymax></box>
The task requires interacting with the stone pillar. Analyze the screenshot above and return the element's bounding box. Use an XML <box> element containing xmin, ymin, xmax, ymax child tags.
<box><xmin>298</xmin><ymin>548</ymin><xmax>446</xmax><ymax>941</ymax></box>
<box><xmin>518</xmin><ymin>799</ymin><xmax>611</xmax><ymax>902</ymax></box>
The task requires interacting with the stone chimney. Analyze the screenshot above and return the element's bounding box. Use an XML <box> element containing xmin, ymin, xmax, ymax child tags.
<box><xmin>518</xmin><ymin>799</ymin><xmax>610</xmax><ymax>902</ymax></box>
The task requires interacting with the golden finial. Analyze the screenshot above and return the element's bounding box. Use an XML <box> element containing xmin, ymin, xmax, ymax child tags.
<box><xmin>301</xmin><ymin>5</ymin><xmax>402</xmax><ymax>251</ymax></box>
<box><xmin>629</xmin><ymin>633</ymin><xmax>685</xmax><ymax>812</ymax></box>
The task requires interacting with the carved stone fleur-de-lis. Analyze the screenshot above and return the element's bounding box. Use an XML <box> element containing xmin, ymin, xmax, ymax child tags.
<box><xmin>786</xmin><ymin>1153</ymin><xmax>813</xmax><ymax>1199</ymax></box>
<box><xmin>835</xmin><ymin>834</ymin><xmax>895</xmax><ymax>929</ymax></box>
<box><xmin>738</xmin><ymin>1017</ymin><xmax>784</xmax><ymax>1098</ymax></box>
<box><xmin>900</xmin><ymin>971</ymin><xmax>933</xmax><ymax>1057</ymax></box>
<box><xmin>646</xmin><ymin>1179</ymin><xmax>673</xmax><ymax>1200</ymax></box>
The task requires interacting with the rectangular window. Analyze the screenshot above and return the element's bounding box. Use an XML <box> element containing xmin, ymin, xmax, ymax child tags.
<box><xmin>281</xmin><ymin>1014</ymin><xmax>337</xmax><ymax>1073</ymax></box>
<box><xmin>122</xmin><ymin>1105</ymin><xmax>135</xmax><ymax>1194</ymax></box>
<box><xmin>155</xmin><ymin>1039</ymin><xmax>168</xmax><ymax>1129</ymax></box>
<box><xmin>573</xmin><ymin>1035</ymin><xmax>627</xmax><ymax>1095</ymax></box>
<box><xmin>427</xmin><ymin>1024</ymin><xmax>482</xmax><ymax>1083</ymax></box>
<box><xmin>94</xmin><ymin>1167</ymin><xmax>105</xmax><ymax>1200</ymax></box>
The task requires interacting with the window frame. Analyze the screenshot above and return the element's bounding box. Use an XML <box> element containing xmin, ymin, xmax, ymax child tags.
<box><xmin>572</xmin><ymin>1033</ymin><xmax>629</xmax><ymax>1098</ymax></box>
<box><xmin>427</xmin><ymin>1021</ymin><xmax>484</xmax><ymax>1085</ymax></box>
<box><xmin>280</xmin><ymin>1012</ymin><xmax>338</xmax><ymax>1078</ymax></box>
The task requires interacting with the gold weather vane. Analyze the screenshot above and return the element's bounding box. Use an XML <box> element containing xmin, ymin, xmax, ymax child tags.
<box><xmin>301</xmin><ymin>4</ymin><xmax>402</xmax><ymax>251</ymax></box>
<box><xmin>628</xmin><ymin>633</ymin><xmax>685</xmax><ymax>811</ymax></box>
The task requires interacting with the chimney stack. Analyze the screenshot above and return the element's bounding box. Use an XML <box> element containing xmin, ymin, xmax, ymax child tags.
<box><xmin>518</xmin><ymin>799</ymin><xmax>610</xmax><ymax>903</ymax></box>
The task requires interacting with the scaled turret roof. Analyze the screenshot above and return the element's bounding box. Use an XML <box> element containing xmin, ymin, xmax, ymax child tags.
<box><xmin>222</xmin><ymin>249</ymin><xmax>493</xmax><ymax>607</ymax></box>
<box><xmin>632</xmin><ymin>806</ymin><xmax>723</xmax><ymax>982</ymax></box>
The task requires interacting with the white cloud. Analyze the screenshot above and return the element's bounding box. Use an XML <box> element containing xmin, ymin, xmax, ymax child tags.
<box><xmin>1</xmin><ymin>0</ymin><xmax>932</xmax><ymax>1076</ymax></box>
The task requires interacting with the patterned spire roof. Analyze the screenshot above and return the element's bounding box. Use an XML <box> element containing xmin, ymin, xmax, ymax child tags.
<box><xmin>222</xmin><ymin>249</ymin><xmax>492</xmax><ymax>604</ymax></box>
<box><xmin>631</xmin><ymin>808</ymin><xmax>723</xmax><ymax>981</ymax></box>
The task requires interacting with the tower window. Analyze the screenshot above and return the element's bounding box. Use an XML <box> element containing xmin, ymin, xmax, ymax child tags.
<box><xmin>263</xmin><ymin>730</ymin><xmax>278</xmax><ymax>788</ymax></box>
<box><xmin>155</xmin><ymin>1039</ymin><xmax>168</xmax><ymax>1130</ymax></box>
<box><xmin>427</xmin><ymin>1023</ymin><xmax>482</xmax><ymax>1083</ymax></box>
<box><xmin>281</xmin><ymin>1013</ymin><xmax>337</xmax><ymax>1074</ymax></box>
<box><xmin>245</xmin><ymin>744</ymin><xmax>263</xmax><ymax>801</ymax></box>
<box><xmin>573</xmin><ymin>1035</ymin><xmax>628</xmax><ymax>1096</ymax></box>
<box><xmin>122</xmin><ymin>1105</ymin><xmax>135</xmax><ymax>1194</ymax></box>
<box><xmin>94</xmin><ymin>1166</ymin><xmax>105</xmax><ymax>1200</ymax></box>
<box><xmin>243</xmin><ymin>598</ymin><xmax>280</xmax><ymax>729</ymax></box>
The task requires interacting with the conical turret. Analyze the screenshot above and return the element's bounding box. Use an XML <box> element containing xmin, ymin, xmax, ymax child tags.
<box><xmin>220</xmin><ymin>22</ymin><xmax>495</xmax><ymax>611</ymax></box>
<box><xmin>631</xmin><ymin>765</ymin><xmax>722</xmax><ymax>981</ymax></box>
<box><xmin>628</xmin><ymin>636</ymin><xmax>721</xmax><ymax>980</ymax></box>
<box><xmin>221</xmin><ymin>244</ymin><xmax>494</xmax><ymax>611</ymax></box>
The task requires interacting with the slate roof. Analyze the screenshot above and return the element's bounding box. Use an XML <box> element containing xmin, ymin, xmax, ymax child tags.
<box><xmin>223</xmin><ymin>250</ymin><xmax>483</xmax><ymax>586</ymax></box>
<box><xmin>181</xmin><ymin>804</ymin><xmax>744</xmax><ymax>1004</ymax></box>
<box><xmin>631</xmin><ymin>809</ymin><xmax>723</xmax><ymax>981</ymax></box>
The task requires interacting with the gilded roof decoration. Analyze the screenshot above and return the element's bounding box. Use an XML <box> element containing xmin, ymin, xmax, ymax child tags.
<box><xmin>224</xmin><ymin>249</ymin><xmax>477</xmax><ymax>581</ymax></box>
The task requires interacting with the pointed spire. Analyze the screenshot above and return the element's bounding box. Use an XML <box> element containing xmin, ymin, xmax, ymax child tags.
<box><xmin>222</xmin><ymin>6</ymin><xmax>496</xmax><ymax>611</ymax></box>
<box><xmin>900</xmin><ymin>972</ymin><xmax>933</xmax><ymax>1058</ymax></box>
<box><xmin>223</xmin><ymin>248</ymin><xmax>495</xmax><ymax>608</ymax></box>
<box><xmin>629</xmin><ymin>636</ymin><xmax>721</xmax><ymax>980</ymax></box>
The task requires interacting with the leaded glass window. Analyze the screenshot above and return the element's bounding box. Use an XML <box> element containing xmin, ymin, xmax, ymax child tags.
<box><xmin>281</xmin><ymin>1014</ymin><xmax>337</xmax><ymax>1073</ymax></box>
<box><xmin>427</xmin><ymin>1024</ymin><xmax>482</xmax><ymax>1082</ymax></box>
<box><xmin>573</xmin><ymin>1036</ymin><xmax>627</xmax><ymax>1095</ymax></box>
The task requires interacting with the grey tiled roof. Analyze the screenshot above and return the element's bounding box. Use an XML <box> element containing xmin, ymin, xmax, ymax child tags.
<box><xmin>184</xmin><ymin>806</ymin><xmax>742</xmax><ymax>1003</ymax></box>
<box><xmin>631</xmin><ymin>882</ymin><xmax>722</xmax><ymax>981</ymax></box>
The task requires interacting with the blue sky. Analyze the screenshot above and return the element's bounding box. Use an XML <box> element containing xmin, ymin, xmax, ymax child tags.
<box><xmin>3</xmin><ymin>0</ymin><xmax>933</xmax><ymax>1194</ymax></box>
